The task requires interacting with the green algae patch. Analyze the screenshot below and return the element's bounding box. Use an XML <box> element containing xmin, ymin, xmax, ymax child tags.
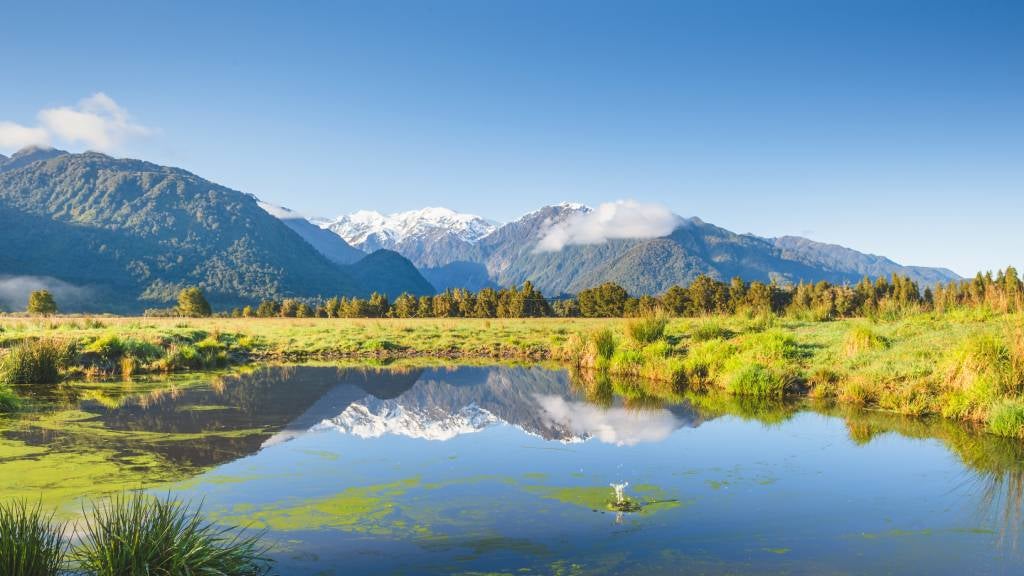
<box><xmin>524</xmin><ymin>484</ymin><xmax>682</xmax><ymax>515</ymax></box>
<box><xmin>762</xmin><ymin>547</ymin><xmax>791</xmax><ymax>554</ymax></box>
<box><xmin>212</xmin><ymin>477</ymin><xmax>423</xmax><ymax>534</ymax></box>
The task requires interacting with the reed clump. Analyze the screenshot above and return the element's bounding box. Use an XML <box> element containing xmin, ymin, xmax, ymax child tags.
<box><xmin>0</xmin><ymin>339</ymin><xmax>75</xmax><ymax>386</ymax></box>
<box><xmin>0</xmin><ymin>500</ymin><xmax>68</xmax><ymax>576</ymax></box>
<box><xmin>74</xmin><ymin>492</ymin><xmax>270</xmax><ymax>576</ymax></box>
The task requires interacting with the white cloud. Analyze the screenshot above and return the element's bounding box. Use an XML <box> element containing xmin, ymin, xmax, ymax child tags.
<box><xmin>534</xmin><ymin>200</ymin><xmax>683</xmax><ymax>252</ymax></box>
<box><xmin>0</xmin><ymin>121</ymin><xmax>50</xmax><ymax>150</ymax></box>
<box><xmin>533</xmin><ymin>394</ymin><xmax>684</xmax><ymax>446</ymax></box>
<box><xmin>0</xmin><ymin>93</ymin><xmax>151</xmax><ymax>154</ymax></box>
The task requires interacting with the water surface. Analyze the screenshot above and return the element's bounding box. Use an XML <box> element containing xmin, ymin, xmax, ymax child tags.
<box><xmin>2</xmin><ymin>365</ymin><xmax>1022</xmax><ymax>575</ymax></box>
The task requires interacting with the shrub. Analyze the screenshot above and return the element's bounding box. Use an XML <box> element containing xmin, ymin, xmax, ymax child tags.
<box><xmin>0</xmin><ymin>339</ymin><xmax>75</xmax><ymax>385</ymax></box>
<box><xmin>0</xmin><ymin>500</ymin><xmax>68</xmax><ymax>576</ymax></box>
<box><xmin>988</xmin><ymin>399</ymin><xmax>1024</xmax><ymax>438</ymax></box>
<box><xmin>74</xmin><ymin>492</ymin><xmax>271</xmax><ymax>576</ymax></box>
<box><xmin>626</xmin><ymin>315</ymin><xmax>668</xmax><ymax>345</ymax></box>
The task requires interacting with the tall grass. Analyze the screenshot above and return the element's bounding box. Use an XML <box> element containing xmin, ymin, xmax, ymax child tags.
<box><xmin>626</xmin><ymin>315</ymin><xmax>667</xmax><ymax>345</ymax></box>
<box><xmin>0</xmin><ymin>339</ymin><xmax>75</xmax><ymax>385</ymax></box>
<box><xmin>74</xmin><ymin>492</ymin><xmax>271</xmax><ymax>576</ymax></box>
<box><xmin>842</xmin><ymin>324</ymin><xmax>888</xmax><ymax>357</ymax></box>
<box><xmin>0</xmin><ymin>500</ymin><xmax>68</xmax><ymax>576</ymax></box>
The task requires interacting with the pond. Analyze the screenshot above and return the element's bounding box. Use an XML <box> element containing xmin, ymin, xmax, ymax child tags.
<box><xmin>2</xmin><ymin>365</ymin><xmax>1023</xmax><ymax>574</ymax></box>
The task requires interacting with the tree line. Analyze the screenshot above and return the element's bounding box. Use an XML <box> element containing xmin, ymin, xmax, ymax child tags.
<box><xmin>25</xmin><ymin>266</ymin><xmax>1022</xmax><ymax>320</ymax></box>
<box><xmin>216</xmin><ymin>267</ymin><xmax>1023</xmax><ymax>320</ymax></box>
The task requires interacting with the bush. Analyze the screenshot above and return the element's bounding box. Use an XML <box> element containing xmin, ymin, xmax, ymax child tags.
<box><xmin>626</xmin><ymin>315</ymin><xmax>667</xmax><ymax>345</ymax></box>
<box><xmin>0</xmin><ymin>339</ymin><xmax>75</xmax><ymax>385</ymax></box>
<box><xmin>74</xmin><ymin>492</ymin><xmax>271</xmax><ymax>576</ymax></box>
<box><xmin>0</xmin><ymin>500</ymin><xmax>68</xmax><ymax>576</ymax></box>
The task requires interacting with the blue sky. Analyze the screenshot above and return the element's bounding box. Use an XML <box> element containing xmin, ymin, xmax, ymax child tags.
<box><xmin>2</xmin><ymin>0</ymin><xmax>1021</xmax><ymax>276</ymax></box>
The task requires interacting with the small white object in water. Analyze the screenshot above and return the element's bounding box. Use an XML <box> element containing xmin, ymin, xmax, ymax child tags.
<box><xmin>610</xmin><ymin>482</ymin><xmax>629</xmax><ymax>504</ymax></box>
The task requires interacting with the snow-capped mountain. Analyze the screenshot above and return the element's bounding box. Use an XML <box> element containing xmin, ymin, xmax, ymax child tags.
<box><xmin>313</xmin><ymin>399</ymin><xmax>501</xmax><ymax>441</ymax></box>
<box><xmin>314</xmin><ymin>207</ymin><xmax>498</xmax><ymax>270</ymax></box>
<box><xmin>321</xmin><ymin>207</ymin><xmax>498</xmax><ymax>251</ymax></box>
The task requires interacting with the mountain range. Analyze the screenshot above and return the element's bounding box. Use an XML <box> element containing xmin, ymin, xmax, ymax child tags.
<box><xmin>0</xmin><ymin>146</ymin><xmax>960</xmax><ymax>312</ymax></box>
<box><xmin>298</xmin><ymin>203</ymin><xmax>960</xmax><ymax>295</ymax></box>
<box><xmin>0</xmin><ymin>148</ymin><xmax>431</xmax><ymax>312</ymax></box>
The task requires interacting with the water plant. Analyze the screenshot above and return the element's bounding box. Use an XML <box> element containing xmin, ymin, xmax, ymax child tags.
<box><xmin>74</xmin><ymin>492</ymin><xmax>271</xmax><ymax>576</ymax></box>
<box><xmin>0</xmin><ymin>500</ymin><xmax>68</xmax><ymax>576</ymax></box>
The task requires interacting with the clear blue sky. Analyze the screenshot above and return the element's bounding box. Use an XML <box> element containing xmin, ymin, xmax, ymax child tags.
<box><xmin>2</xmin><ymin>0</ymin><xmax>1021</xmax><ymax>276</ymax></box>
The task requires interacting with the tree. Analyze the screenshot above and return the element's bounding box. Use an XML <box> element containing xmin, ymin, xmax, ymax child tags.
<box><xmin>27</xmin><ymin>290</ymin><xmax>58</xmax><ymax>316</ymax></box>
<box><xmin>176</xmin><ymin>287</ymin><xmax>211</xmax><ymax>317</ymax></box>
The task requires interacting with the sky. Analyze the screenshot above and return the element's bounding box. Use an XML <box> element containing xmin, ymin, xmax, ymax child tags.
<box><xmin>1</xmin><ymin>0</ymin><xmax>1021</xmax><ymax>276</ymax></box>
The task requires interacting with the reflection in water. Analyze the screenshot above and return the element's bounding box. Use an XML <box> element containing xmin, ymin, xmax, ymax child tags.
<box><xmin>2</xmin><ymin>364</ymin><xmax>1024</xmax><ymax>569</ymax></box>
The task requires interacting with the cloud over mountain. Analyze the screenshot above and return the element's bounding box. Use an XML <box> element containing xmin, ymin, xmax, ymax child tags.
<box><xmin>534</xmin><ymin>200</ymin><xmax>683</xmax><ymax>252</ymax></box>
<box><xmin>0</xmin><ymin>93</ymin><xmax>151</xmax><ymax>153</ymax></box>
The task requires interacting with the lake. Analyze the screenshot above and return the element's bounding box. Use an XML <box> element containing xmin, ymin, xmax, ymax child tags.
<box><xmin>2</xmin><ymin>365</ymin><xmax>1022</xmax><ymax>575</ymax></box>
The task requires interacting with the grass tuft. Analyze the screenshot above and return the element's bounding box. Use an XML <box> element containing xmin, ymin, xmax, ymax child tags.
<box><xmin>74</xmin><ymin>492</ymin><xmax>271</xmax><ymax>576</ymax></box>
<box><xmin>842</xmin><ymin>324</ymin><xmax>889</xmax><ymax>357</ymax></box>
<box><xmin>988</xmin><ymin>399</ymin><xmax>1024</xmax><ymax>438</ymax></box>
<box><xmin>0</xmin><ymin>339</ymin><xmax>75</xmax><ymax>385</ymax></box>
<box><xmin>0</xmin><ymin>500</ymin><xmax>68</xmax><ymax>576</ymax></box>
<box><xmin>626</xmin><ymin>315</ymin><xmax>668</xmax><ymax>345</ymax></box>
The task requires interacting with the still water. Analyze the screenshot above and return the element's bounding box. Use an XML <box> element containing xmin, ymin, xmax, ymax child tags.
<box><xmin>2</xmin><ymin>365</ymin><xmax>1023</xmax><ymax>575</ymax></box>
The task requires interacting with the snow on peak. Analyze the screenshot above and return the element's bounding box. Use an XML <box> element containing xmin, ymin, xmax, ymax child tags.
<box><xmin>321</xmin><ymin>206</ymin><xmax>500</xmax><ymax>247</ymax></box>
<box><xmin>312</xmin><ymin>400</ymin><xmax>500</xmax><ymax>441</ymax></box>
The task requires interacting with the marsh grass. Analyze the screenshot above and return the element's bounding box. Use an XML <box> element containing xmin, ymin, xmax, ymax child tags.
<box><xmin>626</xmin><ymin>315</ymin><xmax>668</xmax><ymax>345</ymax></box>
<box><xmin>74</xmin><ymin>492</ymin><xmax>271</xmax><ymax>576</ymax></box>
<box><xmin>843</xmin><ymin>324</ymin><xmax>889</xmax><ymax>357</ymax></box>
<box><xmin>0</xmin><ymin>339</ymin><xmax>75</xmax><ymax>385</ymax></box>
<box><xmin>691</xmin><ymin>319</ymin><xmax>730</xmax><ymax>342</ymax></box>
<box><xmin>0</xmin><ymin>500</ymin><xmax>68</xmax><ymax>576</ymax></box>
<box><xmin>989</xmin><ymin>400</ymin><xmax>1024</xmax><ymax>438</ymax></box>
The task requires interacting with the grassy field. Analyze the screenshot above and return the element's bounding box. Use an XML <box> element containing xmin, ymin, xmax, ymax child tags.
<box><xmin>1</xmin><ymin>310</ymin><xmax>1023</xmax><ymax>437</ymax></box>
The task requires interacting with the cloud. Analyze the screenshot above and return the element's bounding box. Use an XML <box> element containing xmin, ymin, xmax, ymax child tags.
<box><xmin>0</xmin><ymin>276</ymin><xmax>94</xmax><ymax>312</ymax></box>
<box><xmin>0</xmin><ymin>93</ymin><xmax>151</xmax><ymax>154</ymax></box>
<box><xmin>0</xmin><ymin>121</ymin><xmax>50</xmax><ymax>150</ymax></box>
<box><xmin>534</xmin><ymin>200</ymin><xmax>683</xmax><ymax>252</ymax></box>
<box><xmin>533</xmin><ymin>394</ymin><xmax>685</xmax><ymax>446</ymax></box>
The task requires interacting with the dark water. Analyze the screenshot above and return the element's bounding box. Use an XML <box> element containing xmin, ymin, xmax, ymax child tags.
<box><xmin>2</xmin><ymin>365</ymin><xmax>1023</xmax><ymax>575</ymax></box>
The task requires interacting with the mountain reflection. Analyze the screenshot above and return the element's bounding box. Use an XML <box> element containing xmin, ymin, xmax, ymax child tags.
<box><xmin>3</xmin><ymin>364</ymin><xmax>1024</xmax><ymax>545</ymax></box>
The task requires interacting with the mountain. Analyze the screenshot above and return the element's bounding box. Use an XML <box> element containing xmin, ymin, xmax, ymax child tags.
<box><xmin>318</xmin><ymin>203</ymin><xmax>960</xmax><ymax>295</ymax></box>
<box><xmin>321</xmin><ymin>207</ymin><xmax>498</xmax><ymax>268</ymax></box>
<box><xmin>257</xmin><ymin>202</ymin><xmax>365</xmax><ymax>265</ymax></box>
<box><xmin>0</xmin><ymin>149</ymin><xmax>432</xmax><ymax>312</ymax></box>
<box><xmin>0</xmin><ymin>146</ymin><xmax>70</xmax><ymax>173</ymax></box>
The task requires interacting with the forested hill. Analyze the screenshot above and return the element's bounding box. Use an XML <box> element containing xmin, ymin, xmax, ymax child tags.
<box><xmin>0</xmin><ymin>149</ymin><xmax>432</xmax><ymax>312</ymax></box>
